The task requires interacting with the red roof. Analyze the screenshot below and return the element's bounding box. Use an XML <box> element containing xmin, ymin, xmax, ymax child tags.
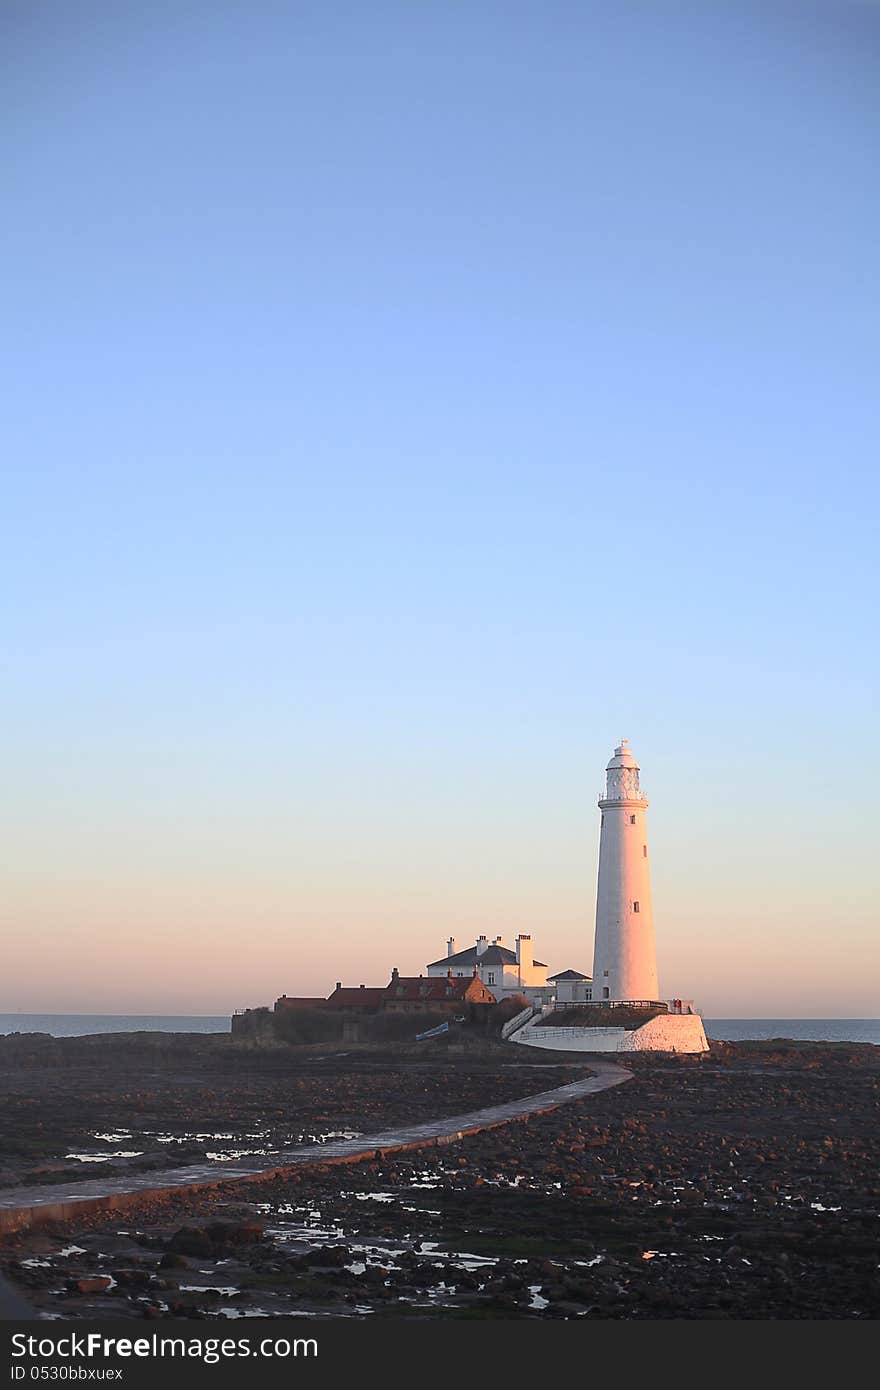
<box><xmin>325</xmin><ymin>985</ymin><xmax>387</xmax><ymax>1008</ymax></box>
<box><xmin>384</xmin><ymin>974</ymin><xmax>492</xmax><ymax>1003</ymax></box>
<box><xmin>274</xmin><ymin>996</ymin><xmax>328</xmax><ymax>1010</ymax></box>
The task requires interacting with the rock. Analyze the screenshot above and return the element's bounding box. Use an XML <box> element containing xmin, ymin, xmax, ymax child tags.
<box><xmin>113</xmin><ymin>1269</ymin><xmax>152</xmax><ymax>1287</ymax></box>
<box><xmin>308</xmin><ymin>1245</ymin><xmax>351</xmax><ymax>1267</ymax></box>
<box><xmin>168</xmin><ymin>1227</ymin><xmax>214</xmax><ymax>1257</ymax></box>
<box><xmin>67</xmin><ymin>1276</ymin><xmax>112</xmax><ymax>1294</ymax></box>
<box><xmin>206</xmin><ymin>1221</ymin><xmax>265</xmax><ymax>1245</ymax></box>
<box><xmin>158</xmin><ymin>1252</ymin><xmax>191</xmax><ymax>1270</ymax></box>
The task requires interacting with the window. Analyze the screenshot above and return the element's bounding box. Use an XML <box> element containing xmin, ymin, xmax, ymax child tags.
<box><xmin>487</xmin><ymin>972</ymin><xmax>495</xmax><ymax>985</ymax></box>
<box><xmin>633</xmin><ymin>901</ymin><xmax>640</xmax><ymax>913</ymax></box>
<box><xmin>585</xmin><ymin>989</ymin><xmax>592</xmax><ymax>1001</ymax></box>
<box><xmin>630</xmin><ymin>814</ymin><xmax>636</xmax><ymax>825</ymax></box>
<box><xmin>643</xmin><ymin>845</ymin><xmax>647</xmax><ymax>857</ymax></box>
<box><xmin>603</xmin><ymin>970</ymin><xmax>609</xmax><ymax>977</ymax></box>
<box><xmin>603</xmin><ymin>987</ymin><xmax>609</xmax><ymax>999</ymax></box>
<box><xmin>601</xmin><ymin>814</ymin><xmax>605</xmax><ymax>826</ymax></box>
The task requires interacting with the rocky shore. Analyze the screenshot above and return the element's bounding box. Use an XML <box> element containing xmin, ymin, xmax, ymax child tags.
<box><xmin>2</xmin><ymin>1037</ymin><xmax>877</xmax><ymax>1319</ymax></box>
<box><xmin>0</xmin><ymin>1031</ymin><xmax>577</xmax><ymax>1189</ymax></box>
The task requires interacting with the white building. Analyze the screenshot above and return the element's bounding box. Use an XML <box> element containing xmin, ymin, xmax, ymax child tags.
<box><xmin>592</xmin><ymin>739</ymin><xmax>660</xmax><ymax>1002</ymax></box>
<box><xmin>426</xmin><ymin>934</ymin><xmax>551</xmax><ymax>1003</ymax></box>
<box><xmin>547</xmin><ymin>968</ymin><xmax>593</xmax><ymax>1004</ymax></box>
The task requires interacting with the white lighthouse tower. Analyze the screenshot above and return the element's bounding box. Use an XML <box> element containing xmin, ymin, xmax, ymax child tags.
<box><xmin>503</xmin><ymin>739</ymin><xmax>703</xmax><ymax>1050</ymax></box>
<box><xmin>506</xmin><ymin>737</ymin><xmax>708</xmax><ymax>1051</ymax></box>
<box><xmin>592</xmin><ymin>740</ymin><xmax>660</xmax><ymax>1003</ymax></box>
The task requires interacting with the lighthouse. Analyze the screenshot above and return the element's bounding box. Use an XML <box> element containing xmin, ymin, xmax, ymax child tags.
<box><xmin>592</xmin><ymin>740</ymin><xmax>660</xmax><ymax>1003</ymax></box>
<box><xmin>507</xmin><ymin>737</ymin><xmax>707</xmax><ymax>1051</ymax></box>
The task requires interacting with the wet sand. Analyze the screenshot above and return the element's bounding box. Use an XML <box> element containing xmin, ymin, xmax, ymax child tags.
<box><xmin>2</xmin><ymin>1036</ymin><xmax>878</xmax><ymax>1320</ymax></box>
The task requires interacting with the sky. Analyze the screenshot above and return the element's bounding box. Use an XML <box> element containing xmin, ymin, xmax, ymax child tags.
<box><xmin>1</xmin><ymin>1</ymin><xmax>878</xmax><ymax>1017</ymax></box>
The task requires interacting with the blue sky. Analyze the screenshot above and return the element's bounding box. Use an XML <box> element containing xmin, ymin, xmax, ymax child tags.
<box><xmin>1</xmin><ymin>1</ymin><xmax>878</xmax><ymax>1014</ymax></box>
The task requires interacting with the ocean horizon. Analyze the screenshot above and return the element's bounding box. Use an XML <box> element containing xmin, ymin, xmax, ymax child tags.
<box><xmin>0</xmin><ymin>1014</ymin><xmax>230</xmax><ymax>1037</ymax></box>
<box><xmin>0</xmin><ymin>1013</ymin><xmax>878</xmax><ymax>1044</ymax></box>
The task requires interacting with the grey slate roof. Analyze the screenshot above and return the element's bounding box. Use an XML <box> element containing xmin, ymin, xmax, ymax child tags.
<box><xmin>547</xmin><ymin>968</ymin><xmax>592</xmax><ymax>981</ymax></box>
<box><xmin>427</xmin><ymin>944</ymin><xmax>547</xmax><ymax>970</ymax></box>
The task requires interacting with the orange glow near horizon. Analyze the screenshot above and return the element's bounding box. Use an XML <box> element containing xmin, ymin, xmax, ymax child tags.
<box><xmin>1</xmin><ymin>790</ymin><xmax>875</xmax><ymax>1018</ymax></box>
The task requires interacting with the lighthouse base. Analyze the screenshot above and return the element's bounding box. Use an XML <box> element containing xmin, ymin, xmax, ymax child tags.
<box><xmin>510</xmin><ymin>1012</ymin><xmax>708</xmax><ymax>1054</ymax></box>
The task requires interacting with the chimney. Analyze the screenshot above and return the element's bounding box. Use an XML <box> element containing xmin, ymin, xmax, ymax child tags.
<box><xmin>391</xmin><ymin>967</ymin><xmax>399</xmax><ymax>981</ymax></box>
<box><xmin>447</xmin><ymin>937</ymin><xmax>457</xmax><ymax>957</ymax></box>
<box><xmin>335</xmin><ymin>982</ymin><xmax>341</xmax><ymax>992</ymax></box>
<box><xmin>493</xmin><ymin>935</ymin><xmax>503</xmax><ymax>946</ymax></box>
<box><xmin>359</xmin><ymin>984</ymin><xmax>365</xmax><ymax>990</ymax></box>
<box><xmin>476</xmin><ymin>934</ymin><xmax>488</xmax><ymax>957</ymax></box>
<box><xmin>516</xmin><ymin>934</ymin><xmax>533</xmax><ymax>979</ymax></box>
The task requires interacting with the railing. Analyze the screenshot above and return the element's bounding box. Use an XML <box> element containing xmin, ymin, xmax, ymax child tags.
<box><xmin>501</xmin><ymin>1004</ymin><xmax>535</xmax><ymax>1039</ymax></box>
<box><xmin>666</xmin><ymin>999</ymin><xmax>699</xmax><ymax>1015</ymax></box>
<box><xmin>548</xmin><ymin>999</ymin><xmax>700</xmax><ymax>1015</ymax></box>
<box><xmin>522</xmin><ymin>1025</ymin><xmax>624</xmax><ymax>1038</ymax></box>
<box><xmin>554</xmin><ymin>999</ymin><xmax>667</xmax><ymax>1012</ymax></box>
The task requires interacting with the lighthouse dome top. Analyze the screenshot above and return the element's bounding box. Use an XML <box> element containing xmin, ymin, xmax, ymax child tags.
<box><xmin>600</xmin><ymin>739</ymin><xmax>646</xmax><ymax>805</ymax></box>
<box><xmin>606</xmin><ymin>739</ymin><xmax>639</xmax><ymax>771</ymax></box>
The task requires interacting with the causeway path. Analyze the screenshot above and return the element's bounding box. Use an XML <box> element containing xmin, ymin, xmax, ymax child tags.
<box><xmin>0</xmin><ymin>1060</ymin><xmax>631</xmax><ymax>1237</ymax></box>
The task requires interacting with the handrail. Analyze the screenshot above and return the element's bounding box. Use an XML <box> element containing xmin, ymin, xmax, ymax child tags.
<box><xmin>522</xmin><ymin>1025</ymin><xmax>625</xmax><ymax>1037</ymax></box>
<box><xmin>501</xmin><ymin>1004</ymin><xmax>535</xmax><ymax>1039</ymax></box>
<box><xmin>549</xmin><ymin>999</ymin><xmax>700</xmax><ymax>1016</ymax></box>
<box><xmin>556</xmin><ymin>999</ymin><xmax>667</xmax><ymax>1012</ymax></box>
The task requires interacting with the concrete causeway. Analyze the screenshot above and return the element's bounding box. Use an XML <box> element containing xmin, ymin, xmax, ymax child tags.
<box><xmin>0</xmin><ymin>1060</ymin><xmax>631</xmax><ymax>1237</ymax></box>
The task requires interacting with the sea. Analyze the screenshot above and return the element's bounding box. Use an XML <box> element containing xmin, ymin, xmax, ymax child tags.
<box><xmin>0</xmin><ymin>1014</ymin><xmax>878</xmax><ymax>1043</ymax></box>
<box><xmin>0</xmin><ymin>1014</ymin><xmax>229</xmax><ymax>1037</ymax></box>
